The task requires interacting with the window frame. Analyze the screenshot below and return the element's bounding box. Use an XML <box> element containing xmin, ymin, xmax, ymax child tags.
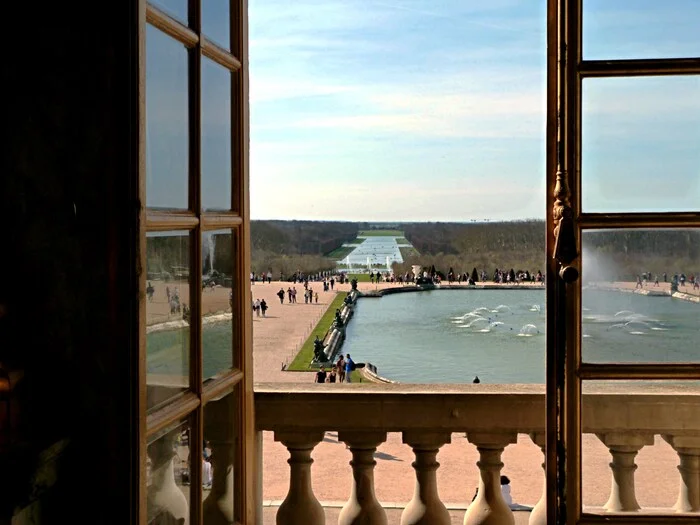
<box><xmin>546</xmin><ymin>1</ymin><xmax>700</xmax><ymax>523</ymax></box>
<box><xmin>140</xmin><ymin>0</ymin><xmax>253</xmax><ymax>523</ymax></box>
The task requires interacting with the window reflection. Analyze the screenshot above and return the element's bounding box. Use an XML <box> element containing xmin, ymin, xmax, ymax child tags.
<box><xmin>147</xmin><ymin>419</ymin><xmax>191</xmax><ymax>524</ymax></box>
<box><xmin>202</xmin><ymin>229</ymin><xmax>237</xmax><ymax>380</ymax></box>
<box><xmin>583</xmin><ymin>0</ymin><xmax>700</xmax><ymax>60</ymax></box>
<box><xmin>203</xmin><ymin>388</ymin><xmax>236</xmax><ymax>523</ymax></box>
<box><xmin>582</xmin><ymin>76</ymin><xmax>700</xmax><ymax>213</ymax></box>
<box><xmin>150</xmin><ymin>0</ymin><xmax>188</xmax><ymax>25</ymax></box>
<box><xmin>147</xmin><ymin>231</ymin><xmax>191</xmax><ymax>410</ymax></box>
<box><xmin>582</xmin><ymin>229</ymin><xmax>700</xmax><ymax>363</ymax></box>
<box><xmin>201</xmin><ymin>58</ymin><xmax>233</xmax><ymax>211</ymax></box>
<box><xmin>146</xmin><ymin>24</ymin><xmax>190</xmax><ymax>210</ymax></box>
<box><xmin>202</xmin><ymin>0</ymin><xmax>230</xmax><ymax>50</ymax></box>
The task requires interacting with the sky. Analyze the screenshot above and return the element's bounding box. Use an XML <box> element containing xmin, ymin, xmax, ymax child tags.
<box><xmin>147</xmin><ymin>0</ymin><xmax>699</xmax><ymax>221</ymax></box>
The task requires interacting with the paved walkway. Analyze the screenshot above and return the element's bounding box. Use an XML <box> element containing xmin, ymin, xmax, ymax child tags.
<box><xmin>252</xmin><ymin>279</ymin><xmax>688</xmax><ymax>513</ymax></box>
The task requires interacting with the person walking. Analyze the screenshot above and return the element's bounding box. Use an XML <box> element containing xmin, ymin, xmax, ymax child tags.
<box><xmin>336</xmin><ymin>355</ymin><xmax>346</xmax><ymax>383</ymax></box>
<box><xmin>345</xmin><ymin>353</ymin><xmax>355</xmax><ymax>383</ymax></box>
<box><xmin>260</xmin><ymin>299</ymin><xmax>268</xmax><ymax>317</ymax></box>
<box><xmin>315</xmin><ymin>367</ymin><xmax>327</xmax><ymax>383</ymax></box>
<box><xmin>277</xmin><ymin>288</ymin><xmax>285</xmax><ymax>304</ymax></box>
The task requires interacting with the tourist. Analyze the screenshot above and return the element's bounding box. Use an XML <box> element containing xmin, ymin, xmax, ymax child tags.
<box><xmin>202</xmin><ymin>457</ymin><xmax>213</xmax><ymax>489</ymax></box>
<box><xmin>253</xmin><ymin>298</ymin><xmax>261</xmax><ymax>317</ymax></box>
<box><xmin>315</xmin><ymin>366</ymin><xmax>327</xmax><ymax>383</ymax></box>
<box><xmin>277</xmin><ymin>288</ymin><xmax>285</xmax><ymax>304</ymax></box>
<box><xmin>328</xmin><ymin>369</ymin><xmax>337</xmax><ymax>383</ymax></box>
<box><xmin>345</xmin><ymin>354</ymin><xmax>355</xmax><ymax>383</ymax></box>
<box><xmin>336</xmin><ymin>356</ymin><xmax>346</xmax><ymax>383</ymax></box>
<box><xmin>330</xmin><ymin>277</ymin><xmax>335</xmax><ymax>290</ymax></box>
<box><xmin>314</xmin><ymin>291</ymin><xmax>319</xmax><ymax>303</ymax></box>
<box><xmin>147</xmin><ymin>281</ymin><xmax>155</xmax><ymax>302</ymax></box>
<box><xmin>500</xmin><ymin>475</ymin><xmax>513</xmax><ymax>505</ymax></box>
<box><xmin>260</xmin><ymin>299</ymin><xmax>268</xmax><ymax>317</ymax></box>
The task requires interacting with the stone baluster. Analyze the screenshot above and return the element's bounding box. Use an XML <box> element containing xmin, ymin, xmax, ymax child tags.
<box><xmin>464</xmin><ymin>432</ymin><xmax>517</xmax><ymax>525</ymax></box>
<box><xmin>527</xmin><ymin>433</ymin><xmax>546</xmax><ymax>525</ymax></box>
<box><xmin>662</xmin><ymin>435</ymin><xmax>700</xmax><ymax>512</ymax></box>
<box><xmin>597</xmin><ymin>433</ymin><xmax>654</xmax><ymax>512</ymax></box>
<box><xmin>338</xmin><ymin>431</ymin><xmax>388</xmax><ymax>525</ymax></box>
<box><xmin>203</xmin><ymin>394</ymin><xmax>235</xmax><ymax>525</ymax></box>
<box><xmin>147</xmin><ymin>430</ymin><xmax>190</xmax><ymax>525</ymax></box>
<box><xmin>400</xmin><ymin>431</ymin><xmax>451</xmax><ymax>525</ymax></box>
<box><xmin>275</xmin><ymin>431</ymin><xmax>325</xmax><ymax>525</ymax></box>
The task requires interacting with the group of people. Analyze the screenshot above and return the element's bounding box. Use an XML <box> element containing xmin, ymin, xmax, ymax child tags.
<box><xmin>314</xmin><ymin>353</ymin><xmax>356</xmax><ymax>384</ymax></box>
<box><xmin>636</xmin><ymin>272</ymin><xmax>698</xmax><ymax>290</ymax></box>
<box><xmin>252</xmin><ymin>298</ymin><xmax>268</xmax><ymax>317</ymax></box>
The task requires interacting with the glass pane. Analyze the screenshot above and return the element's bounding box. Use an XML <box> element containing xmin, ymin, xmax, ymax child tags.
<box><xmin>202</xmin><ymin>58</ymin><xmax>232</xmax><ymax>211</ymax></box>
<box><xmin>151</xmin><ymin>0</ymin><xmax>188</xmax><ymax>25</ymax></box>
<box><xmin>203</xmin><ymin>0</ymin><xmax>230</xmax><ymax>50</ymax></box>
<box><xmin>147</xmin><ymin>231</ymin><xmax>191</xmax><ymax>410</ymax></box>
<box><xmin>582</xmin><ymin>76</ymin><xmax>700</xmax><ymax>213</ymax></box>
<box><xmin>203</xmin><ymin>387</ymin><xmax>236</xmax><ymax>523</ymax></box>
<box><xmin>583</xmin><ymin>0</ymin><xmax>700</xmax><ymax>60</ymax></box>
<box><xmin>203</xmin><ymin>229</ymin><xmax>237</xmax><ymax>380</ymax></box>
<box><xmin>582</xmin><ymin>228</ymin><xmax>700</xmax><ymax>363</ymax></box>
<box><xmin>147</xmin><ymin>418</ymin><xmax>192</xmax><ymax>524</ymax></box>
<box><xmin>146</xmin><ymin>25</ymin><xmax>189</xmax><ymax>210</ymax></box>
<box><xmin>581</xmin><ymin>381</ymin><xmax>700</xmax><ymax>515</ymax></box>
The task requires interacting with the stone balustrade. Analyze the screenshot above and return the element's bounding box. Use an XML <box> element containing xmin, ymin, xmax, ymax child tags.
<box><xmin>255</xmin><ymin>383</ymin><xmax>700</xmax><ymax>524</ymax></box>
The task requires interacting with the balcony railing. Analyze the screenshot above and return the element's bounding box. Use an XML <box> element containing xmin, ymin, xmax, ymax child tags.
<box><xmin>254</xmin><ymin>383</ymin><xmax>700</xmax><ymax>525</ymax></box>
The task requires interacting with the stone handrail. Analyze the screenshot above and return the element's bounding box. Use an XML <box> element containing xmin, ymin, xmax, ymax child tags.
<box><xmin>254</xmin><ymin>383</ymin><xmax>700</xmax><ymax>524</ymax></box>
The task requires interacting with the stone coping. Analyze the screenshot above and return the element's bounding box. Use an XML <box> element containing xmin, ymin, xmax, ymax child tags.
<box><xmin>255</xmin><ymin>382</ymin><xmax>700</xmax><ymax>395</ymax></box>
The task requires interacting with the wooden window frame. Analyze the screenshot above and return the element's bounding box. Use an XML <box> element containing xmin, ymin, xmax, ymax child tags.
<box><xmin>546</xmin><ymin>1</ymin><xmax>700</xmax><ymax>523</ymax></box>
<box><xmin>140</xmin><ymin>1</ymin><xmax>253</xmax><ymax>523</ymax></box>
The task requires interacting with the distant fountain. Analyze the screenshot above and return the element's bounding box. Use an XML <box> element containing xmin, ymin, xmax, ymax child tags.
<box><xmin>203</xmin><ymin>232</ymin><xmax>216</xmax><ymax>275</ymax></box>
<box><xmin>518</xmin><ymin>324</ymin><xmax>540</xmax><ymax>336</ymax></box>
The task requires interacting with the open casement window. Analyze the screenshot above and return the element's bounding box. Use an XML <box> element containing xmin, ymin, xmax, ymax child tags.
<box><xmin>140</xmin><ymin>1</ymin><xmax>254</xmax><ymax>523</ymax></box>
<box><xmin>546</xmin><ymin>1</ymin><xmax>700</xmax><ymax>523</ymax></box>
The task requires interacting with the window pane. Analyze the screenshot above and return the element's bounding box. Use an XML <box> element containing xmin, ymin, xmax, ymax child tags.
<box><xmin>147</xmin><ymin>25</ymin><xmax>189</xmax><ymax>210</ymax></box>
<box><xmin>147</xmin><ymin>231</ymin><xmax>191</xmax><ymax>410</ymax></box>
<box><xmin>203</xmin><ymin>0</ymin><xmax>230</xmax><ymax>50</ymax></box>
<box><xmin>583</xmin><ymin>0</ymin><xmax>700</xmax><ymax>60</ymax></box>
<box><xmin>203</xmin><ymin>387</ymin><xmax>236</xmax><ymax>523</ymax></box>
<box><xmin>203</xmin><ymin>229</ymin><xmax>237</xmax><ymax>381</ymax></box>
<box><xmin>582</xmin><ymin>76</ymin><xmax>700</xmax><ymax>213</ymax></box>
<box><xmin>150</xmin><ymin>0</ymin><xmax>188</xmax><ymax>26</ymax></box>
<box><xmin>581</xmin><ymin>381</ymin><xmax>700</xmax><ymax>514</ymax></box>
<box><xmin>582</xmin><ymin>228</ymin><xmax>700</xmax><ymax>363</ymax></box>
<box><xmin>147</xmin><ymin>418</ymin><xmax>192</xmax><ymax>524</ymax></box>
<box><xmin>202</xmin><ymin>58</ymin><xmax>233</xmax><ymax>211</ymax></box>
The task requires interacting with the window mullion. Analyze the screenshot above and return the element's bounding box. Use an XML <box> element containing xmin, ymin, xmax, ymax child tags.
<box><xmin>188</xmin><ymin>0</ymin><xmax>203</xmax><ymax>523</ymax></box>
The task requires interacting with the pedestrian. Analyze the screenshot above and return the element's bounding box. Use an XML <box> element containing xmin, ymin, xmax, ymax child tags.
<box><xmin>345</xmin><ymin>353</ymin><xmax>355</xmax><ymax>383</ymax></box>
<box><xmin>314</xmin><ymin>291</ymin><xmax>319</xmax><ymax>303</ymax></box>
<box><xmin>336</xmin><ymin>355</ymin><xmax>346</xmax><ymax>383</ymax></box>
<box><xmin>277</xmin><ymin>288</ymin><xmax>285</xmax><ymax>304</ymax></box>
<box><xmin>315</xmin><ymin>367</ymin><xmax>327</xmax><ymax>383</ymax></box>
<box><xmin>260</xmin><ymin>299</ymin><xmax>268</xmax><ymax>317</ymax></box>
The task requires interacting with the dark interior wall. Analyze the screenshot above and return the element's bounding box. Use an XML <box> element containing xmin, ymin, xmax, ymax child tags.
<box><xmin>1</xmin><ymin>2</ymin><xmax>139</xmax><ymax>523</ymax></box>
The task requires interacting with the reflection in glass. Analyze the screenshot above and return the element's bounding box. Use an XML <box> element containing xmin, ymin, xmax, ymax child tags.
<box><xmin>581</xmin><ymin>381</ymin><xmax>700</xmax><ymax>513</ymax></box>
<box><xmin>202</xmin><ymin>0</ymin><xmax>230</xmax><ymax>50</ymax></box>
<box><xmin>202</xmin><ymin>230</ymin><xmax>236</xmax><ymax>380</ymax></box>
<box><xmin>147</xmin><ymin>232</ymin><xmax>191</xmax><ymax>410</ymax></box>
<box><xmin>146</xmin><ymin>25</ymin><xmax>189</xmax><ymax>210</ymax></box>
<box><xmin>201</xmin><ymin>58</ymin><xmax>232</xmax><ymax>211</ymax></box>
<box><xmin>582</xmin><ymin>76</ymin><xmax>700</xmax><ymax>213</ymax></box>
<box><xmin>203</xmin><ymin>388</ymin><xmax>236</xmax><ymax>523</ymax></box>
<box><xmin>147</xmin><ymin>418</ymin><xmax>191</xmax><ymax>524</ymax></box>
<box><xmin>581</xmin><ymin>229</ymin><xmax>700</xmax><ymax>363</ymax></box>
<box><xmin>151</xmin><ymin>0</ymin><xmax>188</xmax><ymax>25</ymax></box>
<box><xmin>583</xmin><ymin>0</ymin><xmax>700</xmax><ymax>60</ymax></box>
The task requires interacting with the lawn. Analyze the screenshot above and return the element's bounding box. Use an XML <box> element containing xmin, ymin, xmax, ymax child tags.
<box><xmin>346</xmin><ymin>273</ymin><xmax>373</xmax><ymax>282</ymax></box>
<box><xmin>325</xmin><ymin>246</ymin><xmax>355</xmax><ymax>259</ymax></box>
<box><xmin>396</xmin><ymin>237</ymin><xmax>410</xmax><ymax>244</ymax></box>
<box><xmin>357</xmin><ymin>230</ymin><xmax>404</xmax><ymax>237</ymax></box>
<box><xmin>287</xmin><ymin>292</ymin><xmax>349</xmax><ymax>371</ymax></box>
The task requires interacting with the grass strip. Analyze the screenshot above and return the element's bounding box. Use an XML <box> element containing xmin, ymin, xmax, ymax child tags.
<box><xmin>358</xmin><ymin>230</ymin><xmax>404</xmax><ymax>236</ymax></box>
<box><xmin>325</xmin><ymin>246</ymin><xmax>355</xmax><ymax>259</ymax></box>
<box><xmin>287</xmin><ymin>291</ymin><xmax>349</xmax><ymax>371</ymax></box>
